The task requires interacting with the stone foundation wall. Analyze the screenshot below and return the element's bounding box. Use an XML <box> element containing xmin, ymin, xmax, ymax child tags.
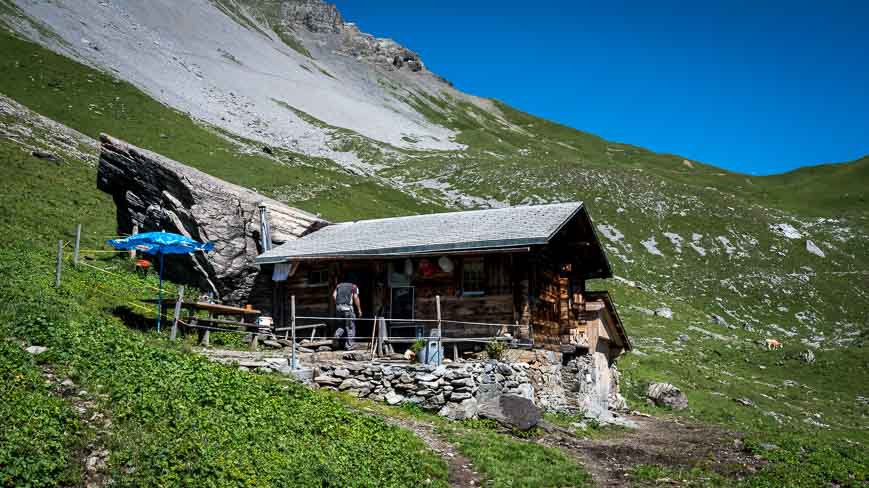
<box><xmin>308</xmin><ymin>353</ymin><xmax>626</xmax><ymax>419</ymax></box>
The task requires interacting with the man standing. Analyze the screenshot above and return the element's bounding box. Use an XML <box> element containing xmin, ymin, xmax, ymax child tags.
<box><xmin>333</xmin><ymin>279</ymin><xmax>362</xmax><ymax>350</ymax></box>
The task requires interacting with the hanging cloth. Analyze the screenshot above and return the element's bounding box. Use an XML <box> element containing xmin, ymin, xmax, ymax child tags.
<box><xmin>272</xmin><ymin>262</ymin><xmax>296</xmax><ymax>282</ymax></box>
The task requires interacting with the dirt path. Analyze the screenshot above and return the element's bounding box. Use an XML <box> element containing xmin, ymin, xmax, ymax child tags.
<box><xmin>380</xmin><ymin>415</ymin><xmax>483</xmax><ymax>488</ymax></box>
<box><xmin>40</xmin><ymin>364</ymin><xmax>113</xmax><ymax>488</ymax></box>
<box><xmin>540</xmin><ymin>415</ymin><xmax>760</xmax><ymax>487</ymax></box>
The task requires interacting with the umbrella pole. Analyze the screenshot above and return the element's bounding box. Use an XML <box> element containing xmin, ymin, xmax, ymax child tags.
<box><xmin>157</xmin><ymin>252</ymin><xmax>164</xmax><ymax>333</ymax></box>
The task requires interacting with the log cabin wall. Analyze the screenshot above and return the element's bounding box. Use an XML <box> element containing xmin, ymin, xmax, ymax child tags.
<box><xmin>253</xmin><ymin>249</ymin><xmax>622</xmax><ymax>355</ymax></box>
<box><xmin>412</xmin><ymin>254</ymin><xmax>514</xmax><ymax>338</ymax></box>
<box><xmin>526</xmin><ymin>245</ymin><xmax>599</xmax><ymax>351</ymax></box>
<box><xmin>250</xmin><ymin>262</ymin><xmax>335</xmax><ymax>328</ymax></box>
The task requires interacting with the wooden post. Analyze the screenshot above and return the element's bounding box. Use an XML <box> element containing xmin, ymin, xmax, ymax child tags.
<box><xmin>202</xmin><ymin>313</ymin><xmax>210</xmax><ymax>348</ymax></box>
<box><xmin>378</xmin><ymin>317</ymin><xmax>386</xmax><ymax>357</ymax></box>
<box><xmin>129</xmin><ymin>224</ymin><xmax>138</xmax><ymax>260</ymax></box>
<box><xmin>73</xmin><ymin>224</ymin><xmax>81</xmax><ymax>269</ymax></box>
<box><xmin>436</xmin><ymin>295</ymin><xmax>442</xmax><ymax>366</ymax></box>
<box><xmin>290</xmin><ymin>295</ymin><xmax>296</xmax><ymax>370</ymax></box>
<box><xmin>170</xmin><ymin>285</ymin><xmax>185</xmax><ymax>341</ymax></box>
<box><xmin>368</xmin><ymin>316</ymin><xmax>377</xmax><ymax>354</ymax></box>
<box><xmin>54</xmin><ymin>240</ymin><xmax>63</xmax><ymax>288</ymax></box>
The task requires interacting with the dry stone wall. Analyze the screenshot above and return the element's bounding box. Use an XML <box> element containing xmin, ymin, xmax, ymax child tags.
<box><xmin>308</xmin><ymin>355</ymin><xmax>627</xmax><ymax>420</ymax></box>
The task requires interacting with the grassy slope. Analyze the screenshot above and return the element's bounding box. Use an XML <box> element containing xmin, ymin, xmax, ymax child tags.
<box><xmin>0</xmin><ymin>244</ymin><xmax>450</xmax><ymax>487</ymax></box>
<box><xmin>753</xmin><ymin>156</ymin><xmax>869</xmax><ymax>215</ymax></box>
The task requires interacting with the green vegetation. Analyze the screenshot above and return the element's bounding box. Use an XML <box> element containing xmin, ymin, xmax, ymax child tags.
<box><xmin>209</xmin><ymin>0</ymin><xmax>314</xmax><ymax>58</ymax></box>
<box><xmin>274</xmin><ymin>27</ymin><xmax>313</xmax><ymax>58</ymax></box>
<box><xmin>485</xmin><ymin>339</ymin><xmax>505</xmax><ymax>360</ymax></box>
<box><xmin>443</xmin><ymin>428</ymin><xmax>591</xmax><ymax>488</ymax></box>
<box><xmin>0</xmin><ymin>142</ymin><xmax>115</xmax><ymax>246</ymax></box>
<box><xmin>0</xmin><ymin>247</ymin><xmax>449</xmax><ymax>487</ymax></box>
<box><xmin>342</xmin><ymin>397</ymin><xmax>593</xmax><ymax>488</ymax></box>
<box><xmin>0</xmin><ymin>341</ymin><xmax>81</xmax><ymax>487</ymax></box>
<box><xmin>317</xmin><ymin>65</ymin><xmax>337</xmax><ymax>80</ymax></box>
<box><xmin>627</xmin><ymin>435</ymin><xmax>868</xmax><ymax>487</ymax></box>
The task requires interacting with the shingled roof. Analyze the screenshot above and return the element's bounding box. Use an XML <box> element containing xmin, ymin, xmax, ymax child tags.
<box><xmin>256</xmin><ymin>202</ymin><xmax>589</xmax><ymax>264</ymax></box>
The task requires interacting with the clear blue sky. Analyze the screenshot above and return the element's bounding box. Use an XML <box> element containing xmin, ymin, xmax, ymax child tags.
<box><xmin>333</xmin><ymin>0</ymin><xmax>869</xmax><ymax>175</ymax></box>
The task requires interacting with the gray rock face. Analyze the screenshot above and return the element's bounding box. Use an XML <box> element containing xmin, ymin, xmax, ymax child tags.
<box><xmin>646</xmin><ymin>382</ymin><xmax>689</xmax><ymax>410</ymax></box>
<box><xmin>279</xmin><ymin>0</ymin><xmax>343</xmax><ymax>33</ymax></box>
<box><xmin>97</xmin><ymin>134</ymin><xmax>327</xmax><ymax>303</ymax></box>
<box><xmin>478</xmin><ymin>394</ymin><xmax>542</xmax><ymax>431</ymax></box>
<box><xmin>338</xmin><ymin>23</ymin><xmax>426</xmax><ymax>73</ymax></box>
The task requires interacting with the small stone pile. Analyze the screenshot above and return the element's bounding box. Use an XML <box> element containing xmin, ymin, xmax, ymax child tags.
<box><xmin>312</xmin><ymin>360</ymin><xmax>535</xmax><ymax>419</ymax></box>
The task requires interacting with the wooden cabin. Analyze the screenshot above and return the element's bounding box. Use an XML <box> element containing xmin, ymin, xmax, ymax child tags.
<box><xmin>252</xmin><ymin>202</ymin><xmax>630</xmax><ymax>362</ymax></box>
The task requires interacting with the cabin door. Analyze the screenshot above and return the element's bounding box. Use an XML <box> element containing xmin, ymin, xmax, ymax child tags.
<box><xmin>389</xmin><ymin>286</ymin><xmax>415</xmax><ymax>337</ymax></box>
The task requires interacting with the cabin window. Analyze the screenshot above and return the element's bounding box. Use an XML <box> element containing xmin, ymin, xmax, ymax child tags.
<box><xmin>462</xmin><ymin>257</ymin><xmax>485</xmax><ymax>296</ymax></box>
<box><xmin>307</xmin><ymin>269</ymin><xmax>328</xmax><ymax>286</ymax></box>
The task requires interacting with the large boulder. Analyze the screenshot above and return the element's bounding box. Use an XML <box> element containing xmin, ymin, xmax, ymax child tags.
<box><xmin>477</xmin><ymin>394</ymin><xmax>542</xmax><ymax>431</ymax></box>
<box><xmin>97</xmin><ymin>134</ymin><xmax>327</xmax><ymax>303</ymax></box>
<box><xmin>646</xmin><ymin>382</ymin><xmax>688</xmax><ymax>410</ymax></box>
<box><xmin>438</xmin><ymin>398</ymin><xmax>478</xmax><ymax>421</ymax></box>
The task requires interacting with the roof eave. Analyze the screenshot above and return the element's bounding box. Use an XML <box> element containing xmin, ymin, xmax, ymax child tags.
<box><xmin>255</xmin><ymin>243</ymin><xmax>539</xmax><ymax>265</ymax></box>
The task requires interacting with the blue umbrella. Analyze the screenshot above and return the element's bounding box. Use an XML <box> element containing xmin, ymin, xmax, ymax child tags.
<box><xmin>108</xmin><ymin>232</ymin><xmax>214</xmax><ymax>332</ymax></box>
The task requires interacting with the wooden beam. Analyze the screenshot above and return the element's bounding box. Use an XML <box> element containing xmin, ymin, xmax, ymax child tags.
<box><xmin>170</xmin><ymin>285</ymin><xmax>185</xmax><ymax>341</ymax></box>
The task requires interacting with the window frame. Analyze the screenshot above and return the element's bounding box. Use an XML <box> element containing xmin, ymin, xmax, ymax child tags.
<box><xmin>461</xmin><ymin>257</ymin><xmax>486</xmax><ymax>296</ymax></box>
<box><xmin>307</xmin><ymin>269</ymin><xmax>329</xmax><ymax>286</ymax></box>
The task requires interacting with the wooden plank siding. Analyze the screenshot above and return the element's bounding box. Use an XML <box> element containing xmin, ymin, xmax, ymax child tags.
<box><xmin>253</xmin><ymin>247</ymin><xmax>626</xmax><ymax>360</ymax></box>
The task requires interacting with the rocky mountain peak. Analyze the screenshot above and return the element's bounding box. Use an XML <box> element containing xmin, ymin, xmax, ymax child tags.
<box><xmin>279</xmin><ymin>0</ymin><xmax>343</xmax><ymax>33</ymax></box>
<box><xmin>264</xmin><ymin>1</ymin><xmax>427</xmax><ymax>72</ymax></box>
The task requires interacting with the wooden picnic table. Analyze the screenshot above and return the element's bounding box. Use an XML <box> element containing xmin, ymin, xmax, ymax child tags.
<box><xmin>141</xmin><ymin>299</ymin><xmax>261</xmax><ymax>316</ymax></box>
<box><xmin>142</xmin><ymin>299</ymin><xmax>263</xmax><ymax>348</ymax></box>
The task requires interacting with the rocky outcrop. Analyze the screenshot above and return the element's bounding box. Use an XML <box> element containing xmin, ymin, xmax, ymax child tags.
<box><xmin>338</xmin><ymin>24</ymin><xmax>425</xmax><ymax>72</ymax></box>
<box><xmin>97</xmin><ymin>134</ymin><xmax>328</xmax><ymax>302</ymax></box>
<box><xmin>279</xmin><ymin>0</ymin><xmax>343</xmax><ymax>33</ymax></box>
<box><xmin>258</xmin><ymin>0</ymin><xmax>427</xmax><ymax>73</ymax></box>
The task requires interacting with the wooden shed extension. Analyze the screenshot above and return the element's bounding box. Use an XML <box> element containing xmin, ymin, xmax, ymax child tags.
<box><xmin>252</xmin><ymin>202</ymin><xmax>630</xmax><ymax>361</ymax></box>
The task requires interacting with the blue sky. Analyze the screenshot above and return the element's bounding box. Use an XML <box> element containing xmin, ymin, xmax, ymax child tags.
<box><xmin>333</xmin><ymin>1</ymin><xmax>869</xmax><ymax>175</ymax></box>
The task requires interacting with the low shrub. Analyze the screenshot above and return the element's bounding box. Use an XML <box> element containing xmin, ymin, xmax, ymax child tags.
<box><xmin>485</xmin><ymin>340</ymin><xmax>505</xmax><ymax>360</ymax></box>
